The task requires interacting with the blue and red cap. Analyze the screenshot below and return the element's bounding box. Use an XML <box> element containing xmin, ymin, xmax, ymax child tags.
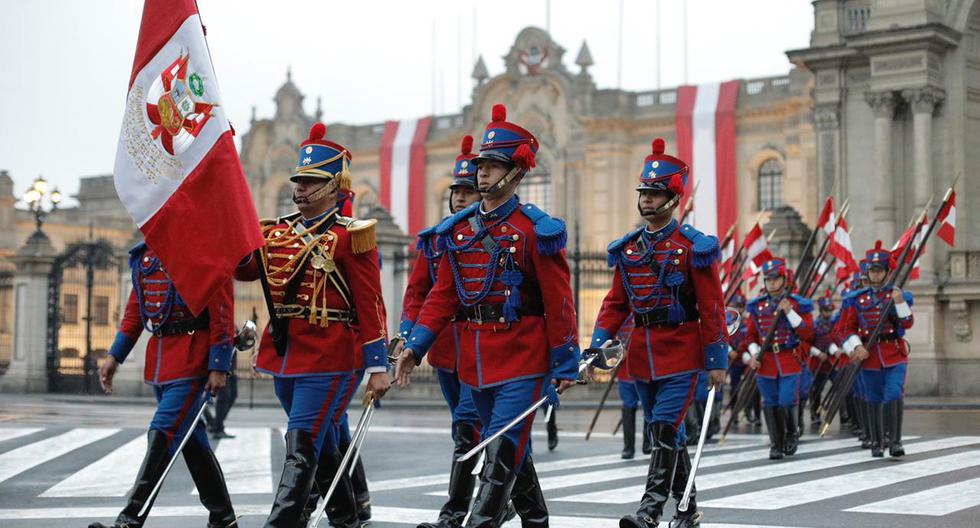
<box><xmin>292</xmin><ymin>123</ymin><xmax>352</xmax><ymax>190</ymax></box>
<box><xmin>761</xmin><ymin>257</ymin><xmax>789</xmax><ymax>279</ymax></box>
<box><xmin>450</xmin><ymin>135</ymin><xmax>478</xmax><ymax>190</ymax></box>
<box><xmin>473</xmin><ymin>104</ymin><xmax>538</xmax><ymax>170</ymax></box>
<box><xmin>865</xmin><ymin>241</ymin><xmax>891</xmax><ymax>270</ymax></box>
<box><xmin>637</xmin><ymin>138</ymin><xmax>689</xmax><ymax>195</ymax></box>
<box><xmin>818</xmin><ymin>289</ymin><xmax>836</xmax><ymax>310</ymax></box>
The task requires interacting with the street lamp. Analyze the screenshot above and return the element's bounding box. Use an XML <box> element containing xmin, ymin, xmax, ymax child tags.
<box><xmin>22</xmin><ymin>174</ymin><xmax>62</xmax><ymax>238</ymax></box>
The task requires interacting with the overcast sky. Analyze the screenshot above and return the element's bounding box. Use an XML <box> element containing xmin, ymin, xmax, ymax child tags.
<box><xmin>0</xmin><ymin>0</ymin><xmax>813</xmax><ymax>204</ymax></box>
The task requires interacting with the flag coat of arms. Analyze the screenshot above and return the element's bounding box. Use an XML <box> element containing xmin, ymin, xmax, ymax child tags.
<box><xmin>114</xmin><ymin>0</ymin><xmax>263</xmax><ymax>315</ymax></box>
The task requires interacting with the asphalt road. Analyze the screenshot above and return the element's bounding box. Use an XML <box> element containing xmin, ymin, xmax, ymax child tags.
<box><xmin>2</xmin><ymin>394</ymin><xmax>980</xmax><ymax>528</ymax></box>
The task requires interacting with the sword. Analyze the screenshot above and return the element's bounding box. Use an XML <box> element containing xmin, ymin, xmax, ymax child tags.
<box><xmin>309</xmin><ymin>392</ymin><xmax>377</xmax><ymax>528</ymax></box>
<box><xmin>457</xmin><ymin>341</ymin><xmax>625</xmax><ymax>463</ymax></box>
<box><xmin>678</xmin><ymin>385</ymin><xmax>715</xmax><ymax>513</ymax></box>
<box><xmin>138</xmin><ymin>390</ymin><xmax>211</xmax><ymax>518</ymax></box>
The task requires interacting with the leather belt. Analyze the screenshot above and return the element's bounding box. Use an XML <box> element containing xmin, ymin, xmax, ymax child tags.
<box><xmin>876</xmin><ymin>333</ymin><xmax>900</xmax><ymax>342</ymax></box>
<box><xmin>152</xmin><ymin>316</ymin><xmax>209</xmax><ymax>336</ymax></box>
<box><xmin>767</xmin><ymin>342</ymin><xmax>798</xmax><ymax>353</ymax></box>
<box><xmin>633</xmin><ymin>307</ymin><xmax>700</xmax><ymax>328</ymax></box>
<box><xmin>274</xmin><ymin>305</ymin><xmax>356</xmax><ymax>323</ymax></box>
<box><xmin>456</xmin><ymin>300</ymin><xmax>544</xmax><ymax>323</ymax></box>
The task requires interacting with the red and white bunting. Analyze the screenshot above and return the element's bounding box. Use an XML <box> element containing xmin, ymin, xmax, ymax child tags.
<box><xmin>379</xmin><ymin>117</ymin><xmax>433</xmax><ymax>237</ymax></box>
<box><xmin>675</xmin><ymin>81</ymin><xmax>740</xmax><ymax>237</ymax></box>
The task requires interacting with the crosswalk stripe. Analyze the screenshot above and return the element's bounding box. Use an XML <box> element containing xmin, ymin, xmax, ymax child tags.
<box><xmin>701</xmin><ymin>447</ymin><xmax>980</xmax><ymax>510</ymax></box>
<box><xmin>0</xmin><ymin>427</ymin><xmax>43</xmax><ymax>444</ymax></box>
<box><xmin>845</xmin><ymin>476</ymin><xmax>980</xmax><ymax>516</ymax></box>
<box><xmin>425</xmin><ymin>436</ymin><xmax>800</xmax><ymax>498</ymax></box>
<box><xmin>0</xmin><ymin>428</ymin><xmax>118</xmax><ymax>485</ymax></box>
<box><xmin>200</xmin><ymin>427</ymin><xmax>273</xmax><ymax>495</ymax></box>
<box><xmin>40</xmin><ymin>434</ymin><xmax>144</xmax><ymax>497</ymax></box>
<box><xmin>555</xmin><ymin>435</ymin><xmax>961</xmax><ymax>504</ymax></box>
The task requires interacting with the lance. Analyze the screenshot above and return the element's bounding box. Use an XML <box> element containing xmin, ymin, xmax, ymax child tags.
<box><xmin>819</xmin><ymin>191</ymin><xmax>945</xmax><ymax>437</ymax></box>
<box><xmin>457</xmin><ymin>341</ymin><xmax>626</xmax><ymax>463</ymax></box>
<box><xmin>799</xmin><ymin>200</ymin><xmax>849</xmax><ymax>291</ymax></box>
<box><xmin>679</xmin><ymin>180</ymin><xmax>701</xmax><ymax>225</ymax></box>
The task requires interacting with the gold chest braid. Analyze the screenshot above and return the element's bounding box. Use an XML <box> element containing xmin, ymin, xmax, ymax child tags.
<box><xmin>260</xmin><ymin>215</ymin><xmax>350</xmax><ymax>328</ymax></box>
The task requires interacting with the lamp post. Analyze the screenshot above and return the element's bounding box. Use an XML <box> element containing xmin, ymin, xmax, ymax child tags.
<box><xmin>22</xmin><ymin>175</ymin><xmax>62</xmax><ymax>240</ymax></box>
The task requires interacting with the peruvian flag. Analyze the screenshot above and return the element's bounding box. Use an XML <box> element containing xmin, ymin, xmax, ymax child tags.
<box><xmin>892</xmin><ymin>219</ymin><xmax>927</xmax><ymax>280</ymax></box>
<box><xmin>675</xmin><ymin>81</ymin><xmax>740</xmax><ymax>237</ymax></box>
<box><xmin>743</xmin><ymin>259</ymin><xmax>761</xmax><ymax>293</ymax></box>
<box><xmin>743</xmin><ymin>223</ymin><xmax>773</xmax><ymax>267</ymax></box>
<box><xmin>937</xmin><ymin>191</ymin><xmax>956</xmax><ymax>247</ymax></box>
<box><xmin>817</xmin><ymin>196</ymin><xmax>836</xmax><ymax>235</ymax></box>
<box><xmin>379</xmin><ymin>117</ymin><xmax>433</xmax><ymax>237</ymax></box>
<box><xmin>114</xmin><ymin>0</ymin><xmax>263</xmax><ymax>315</ymax></box>
<box><xmin>828</xmin><ymin>219</ymin><xmax>859</xmax><ymax>273</ymax></box>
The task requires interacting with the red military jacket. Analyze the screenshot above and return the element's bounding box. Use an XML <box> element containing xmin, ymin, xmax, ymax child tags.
<box><xmin>399</xmin><ymin>225</ymin><xmax>458</xmax><ymax>372</ymax></box>
<box><xmin>236</xmin><ymin>209</ymin><xmax>389</xmax><ymax>376</ymax></box>
<box><xmin>592</xmin><ymin>221</ymin><xmax>729</xmax><ymax>381</ymax></box>
<box><xmin>836</xmin><ymin>286</ymin><xmax>914</xmax><ymax>370</ymax></box>
<box><xmin>809</xmin><ymin>314</ymin><xmax>839</xmax><ymax>374</ymax></box>
<box><xmin>405</xmin><ymin>198</ymin><xmax>580</xmax><ymax>388</ymax></box>
<box><xmin>109</xmin><ymin>244</ymin><xmax>234</xmax><ymax>385</ymax></box>
<box><xmin>740</xmin><ymin>293</ymin><xmax>815</xmax><ymax>379</ymax></box>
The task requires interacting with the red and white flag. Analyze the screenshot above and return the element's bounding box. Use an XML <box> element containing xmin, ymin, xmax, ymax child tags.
<box><xmin>828</xmin><ymin>219</ymin><xmax>859</xmax><ymax>274</ymax></box>
<box><xmin>937</xmin><ymin>191</ymin><xmax>956</xmax><ymax>247</ymax></box>
<box><xmin>892</xmin><ymin>218</ymin><xmax>927</xmax><ymax>280</ymax></box>
<box><xmin>817</xmin><ymin>196</ymin><xmax>836</xmax><ymax>235</ymax></box>
<box><xmin>742</xmin><ymin>223</ymin><xmax>773</xmax><ymax>267</ymax></box>
<box><xmin>379</xmin><ymin>117</ymin><xmax>433</xmax><ymax>237</ymax></box>
<box><xmin>675</xmin><ymin>81</ymin><xmax>740</xmax><ymax>237</ymax></box>
<box><xmin>114</xmin><ymin>0</ymin><xmax>263</xmax><ymax>315</ymax></box>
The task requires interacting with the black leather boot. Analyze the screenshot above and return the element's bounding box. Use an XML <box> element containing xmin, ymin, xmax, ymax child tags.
<box><xmin>314</xmin><ymin>447</ymin><xmax>360</xmax><ymax>528</ymax></box>
<box><xmin>419</xmin><ymin>422</ymin><xmax>481</xmax><ymax>528</ymax></box>
<box><xmin>763</xmin><ymin>407</ymin><xmax>783</xmax><ymax>460</ymax></box>
<box><xmin>619</xmin><ymin>423</ymin><xmax>677</xmax><ymax>528</ymax></box>
<box><xmin>350</xmin><ymin>457</ymin><xmax>371</xmax><ymax>523</ymax></box>
<box><xmin>511</xmin><ymin>455</ymin><xmax>548</xmax><ymax>527</ymax></box>
<box><xmin>88</xmin><ymin>430</ymin><xmax>170</xmax><ymax>528</ymax></box>
<box><xmin>547</xmin><ymin>408</ymin><xmax>559</xmax><ymax>451</ymax></box>
<box><xmin>466</xmin><ymin>437</ymin><xmax>520</xmax><ymax>528</ymax></box>
<box><xmin>888</xmin><ymin>400</ymin><xmax>905</xmax><ymax>457</ymax></box>
<box><xmin>870</xmin><ymin>403</ymin><xmax>885</xmax><ymax>458</ymax></box>
<box><xmin>668</xmin><ymin>444</ymin><xmax>701</xmax><ymax>528</ymax></box>
<box><xmin>782</xmin><ymin>406</ymin><xmax>799</xmax><ymax>456</ymax></box>
<box><xmin>264</xmin><ymin>430</ymin><xmax>319</xmax><ymax>528</ymax></box>
<box><xmin>642</xmin><ymin>420</ymin><xmax>653</xmax><ymax>455</ymax></box>
<box><xmin>182</xmin><ymin>435</ymin><xmax>237</xmax><ymax>528</ymax></box>
<box><xmin>859</xmin><ymin>401</ymin><xmax>873</xmax><ymax>448</ymax></box>
<box><xmin>622</xmin><ymin>407</ymin><xmax>637</xmax><ymax>460</ymax></box>
<box><xmin>796</xmin><ymin>397</ymin><xmax>806</xmax><ymax>436</ymax></box>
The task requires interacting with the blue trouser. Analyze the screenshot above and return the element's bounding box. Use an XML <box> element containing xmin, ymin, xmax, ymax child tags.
<box><xmin>470</xmin><ymin>377</ymin><xmax>547</xmax><ymax>471</ymax></box>
<box><xmin>618</xmin><ymin>380</ymin><xmax>640</xmax><ymax>409</ymax></box>
<box><xmin>338</xmin><ymin>371</ymin><xmax>366</xmax><ymax>446</ymax></box>
<box><xmin>635</xmin><ymin>372</ymin><xmax>699</xmax><ymax>448</ymax></box>
<box><xmin>729</xmin><ymin>363</ymin><xmax>746</xmax><ymax>401</ymax></box>
<box><xmin>149</xmin><ymin>378</ymin><xmax>211</xmax><ymax>456</ymax></box>
<box><xmin>851</xmin><ymin>369</ymin><xmax>866</xmax><ymax>400</ymax></box>
<box><xmin>799</xmin><ymin>367</ymin><xmax>813</xmax><ymax>400</ymax></box>
<box><xmin>861</xmin><ymin>364</ymin><xmax>908</xmax><ymax>404</ymax></box>
<box><xmin>693</xmin><ymin>371</ymin><xmax>722</xmax><ymax>404</ymax></box>
<box><xmin>756</xmin><ymin>373</ymin><xmax>801</xmax><ymax>408</ymax></box>
<box><xmin>274</xmin><ymin>373</ymin><xmax>356</xmax><ymax>458</ymax></box>
<box><xmin>436</xmin><ymin>368</ymin><xmax>482</xmax><ymax>438</ymax></box>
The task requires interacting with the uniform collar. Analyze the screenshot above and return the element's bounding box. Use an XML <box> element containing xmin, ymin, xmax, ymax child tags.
<box><xmin>478</xmin><ymin>195</ymin><xmax>519</xmax><ymax>223</ymax></box>
<box><xmin>299</xmin><ymin>208</ymin><xmax>338</xmax><ymax>233</ymax></box>
<box><xmin>642</xmin><ymin>219</ymin><xmax>678</xmax><ymax>243</ymax></box>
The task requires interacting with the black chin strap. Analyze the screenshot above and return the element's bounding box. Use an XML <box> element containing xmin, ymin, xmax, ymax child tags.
<box><xmin>480</xmin><ymin>166</ymin><xmax>523</xmax><ymax>196</ymax></box>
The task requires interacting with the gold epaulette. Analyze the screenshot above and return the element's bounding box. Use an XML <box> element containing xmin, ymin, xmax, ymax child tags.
<box><xmin>337</xmin><ymin>216</ymin><xmax>378</xmax><ymax>254</ymax></box>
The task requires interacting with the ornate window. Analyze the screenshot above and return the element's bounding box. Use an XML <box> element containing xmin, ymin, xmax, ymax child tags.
<box><xmin>519</xmin><ymin>170</ymin><xmax>552</xmax><ymax>212</ymax></box>
<box><xmin>276</xmin><ymin>184</ymin><xmax>294</xmax><ymax>217</ymax></box>
<box><xmin>757</xmin><ymin>158</ymin><xmax>784</xmax><ymax>210</ymax></box>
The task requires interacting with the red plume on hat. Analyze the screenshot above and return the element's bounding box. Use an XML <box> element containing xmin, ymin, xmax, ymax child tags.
<box><xmin>460</xmin><ymin>134</ymin><xmax>473</xmax><ymax>155</ymax></box>
<box><xmin>648</xmin><ymin>139</ymin><xmax>684</xmax><ymax>195</ymax></box>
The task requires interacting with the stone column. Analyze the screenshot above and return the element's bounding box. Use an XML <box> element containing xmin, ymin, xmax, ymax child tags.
<box><xmin>903</xmin><ymin>86</ymin><xmax>945</xmax><ymax>282</ymax></box>
<box><xmin>368</xmin><ymin>205</ymin><xmax>413</xmax><ymax>335</ymax></box>
<box><xmin>813</xmin><ymin>104</ymin><xmax>841</xmax><ymax>203</ymax></box>
<box><xmin>866</xmin><ymin>91</ymin><xmax>898</xmax><ymax>242</ymax></box>
<box><xmin>0</xmin><ymin>233</ymin><xmax>56</xmax><ymax>393</ymax></box>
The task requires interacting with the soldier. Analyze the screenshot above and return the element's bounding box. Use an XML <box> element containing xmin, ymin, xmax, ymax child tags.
<box><xmin>742</xmin><ymin>258</ymin><xmax>815</xmax><ymax>460</ymax></box>
<box><xmin>837</xmin><ymin>241</ymin><xmax>914</xmax><ymax>458</ymax></box>
<box><xmin>91</xmin><ymin>244</ymin><xmax>237</xmax><ymax>528</ymax></box>
<box><xmin>395</xmin><ymin>103</ymin><xmax>580</xmax><ymax>527</ymax></box>
<box><xmin>808</xmin><ymin>292</ymin><xmax>840</xmax><ymax>424</ymax></box>
<box><xmin>590</xmin><ymin>138</ymin><xmax>728</xmax><ymax>528</ymax></box>
<box><xmin>726</xmin><ymin>293</ymin><xmax>757</xmax><ymax>426</ymax></box>
<box><xmin>399</xmin><ymin>135</ymin><xmax>484</xmax><ymax>528</ymax></box>
<box><xmin>236</xmin><ymin>123</ymin><xmax>391</xmax><ymax>528</ymax></box>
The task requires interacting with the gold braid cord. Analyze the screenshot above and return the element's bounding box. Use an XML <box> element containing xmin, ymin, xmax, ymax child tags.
<box><xmin>259</xmin><ymin>213</ymin><xmax>342</xmax><ymax>328</ymax></box>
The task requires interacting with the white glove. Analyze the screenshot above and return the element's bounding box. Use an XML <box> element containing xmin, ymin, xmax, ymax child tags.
<box><xmin>742</xmin><ymin>351</ymin><xmax>752</xmax><ymax>365</ymax></box>
<box><xmin>748</xmin><ymin>342</ymin><xmax>761</xmax><ymax>359</ymax></box>
<box><xmin>810</xmin><ymin>346</ymin><xmax>821</xmax><ymax>358</ymax></box>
